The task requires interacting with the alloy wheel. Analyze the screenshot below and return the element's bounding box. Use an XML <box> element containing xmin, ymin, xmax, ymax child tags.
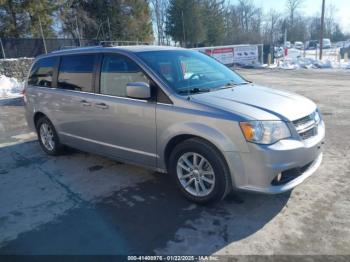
<box><xmin>39</xmin><ymin>123</ymin><xmax>55</xmax><ymax>151</ymax></box>
<box><xmin>176</xmin><ymin>152</ymin><xmax>215</xmax><ymax>197</ymax></box>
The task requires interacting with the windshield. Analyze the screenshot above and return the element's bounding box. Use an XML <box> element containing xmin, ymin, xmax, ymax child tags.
<box><xmin>136</xmin><ymin>50</ymin><xmax>248</xmax><ymax>95</ymax></box>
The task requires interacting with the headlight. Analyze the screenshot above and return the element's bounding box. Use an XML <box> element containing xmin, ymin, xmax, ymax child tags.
<box><xmin>314</xmin><ymin>110</ymin><xmax>321</xmax><ymax>124</ymax></box>
<box><xmin>239</xmin><ymin>121</ymin><xmax>291</xmax><ymax>144</ymax></box>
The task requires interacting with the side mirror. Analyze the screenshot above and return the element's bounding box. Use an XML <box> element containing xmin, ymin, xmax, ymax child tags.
<box><xmin>126</xmin><ymin>82</ymin><xmax>151</xmax><ymax>99</ymax></box>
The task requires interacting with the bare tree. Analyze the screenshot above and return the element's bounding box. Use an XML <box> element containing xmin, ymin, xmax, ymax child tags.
<box><xmin>236</xmin><ymin>0</ymin><xmax>261</xmax><ymax>32</ymax></box>
<box><xmin>150</xmin><ymin>0</ymin><xmax>169</xmax><ymax>45</ymax></box>
<box><xmin>263</xmin><ymin>9</ymin><xmax>281</xmax><ymax>44</ymax></box>
<box><xmin>308</xmin><ymin>6</ymin><xmax>337</xmax><ymax>41</ymax></box>
<box><xmin>324</xmin><ymin>4</ymin><xmax>337</xmax><ymax>38</ymax></box>
<box><xmin>224</xmin><ymin>0</ymin><xmax>262</xmax><ymax>44</ymax></box>
<box><xmin>286</xmin><ymin>0</ymin><xmax>303</xmax><ymax>28</ymax></box>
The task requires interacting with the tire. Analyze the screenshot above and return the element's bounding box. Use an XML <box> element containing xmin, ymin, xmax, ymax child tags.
<box><xmin>36</xmin><ymin>116</ymin><xmax>63</xmax><ymax>156</ymax></box>
<box><xmin>168</xmin><ymin>138</ymin><xmax>232</xmax><ymax>204</ymax></box>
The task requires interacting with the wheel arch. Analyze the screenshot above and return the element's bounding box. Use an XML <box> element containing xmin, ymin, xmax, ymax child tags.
<box><xmin>33</xmin><ymin>111</ymin><xmax>48</xmax><ymax>129</ymax></box>
<box><xmin>163</xmin><ymin>134</ymin><xmax>230</xmax><ymax>174</ymax></box>
<box><xmin>165</xmin><ymin>134</ymin><xmax>234</xmax><ymax>202</ymax></box>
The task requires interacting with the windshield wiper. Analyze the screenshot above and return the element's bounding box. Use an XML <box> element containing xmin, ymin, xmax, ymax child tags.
<box><xmin>237</xmin><ymin>81</ymin><xmax>251</xmax><ymax>85</ymax></box>
<box><xmin>212</xmin><ymin>81</ymin><xmax>248</xmax><ymax>91</ymax></box>
<box><xmin>225</xmin><ymin>80</ymin><xmax>251</xmax><ymax>87</ymax></box>
<box><xmin>178</xmin><ymin>87</ymin><xmax>211</xmax><ymax>95</ymax></box>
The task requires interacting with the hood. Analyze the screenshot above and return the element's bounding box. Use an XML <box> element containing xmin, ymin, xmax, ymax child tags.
<box><xmin>192</xmin><ymin>84</ymin><xmax>316</xmax><ymax>121</ymax></box>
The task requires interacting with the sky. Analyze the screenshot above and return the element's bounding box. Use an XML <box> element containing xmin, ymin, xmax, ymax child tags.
<box><xmin>230</xmin><ymin>0</ymin><xmax>350</xmax><ymax>34</ymax></box>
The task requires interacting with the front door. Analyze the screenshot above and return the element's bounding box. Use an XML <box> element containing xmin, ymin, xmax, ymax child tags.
<box><xmin>88</xmin><ymin>53</ymin><xmax>157</xmax><ymax>167</ymax></box>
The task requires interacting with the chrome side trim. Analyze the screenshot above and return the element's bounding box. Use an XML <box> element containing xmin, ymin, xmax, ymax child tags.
<box><xmin>33</xmin><ymin>86</ymin><xmax>150</xmax><ymax>102</ymax></box>
<box><xmin>157</xmin><ymin>102</ymin><xmax>174</xmax><ymax>106</ymax></box>
<box><xmin>60</xmin><ymin>131</ymin><xmax>158</xmax><ymax>158</ymax></box>
<box><xmin>90</xmin><ymin>92</ymin><xmax>149</xmax><ymax>102</ymax></box>
<box><xmin>33</xmin><ymin>86</ymin><xmax>92</xmax><ymax>95</ymax></box>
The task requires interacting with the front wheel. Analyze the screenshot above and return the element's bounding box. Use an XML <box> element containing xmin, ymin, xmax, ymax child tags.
<box><xmin>168</xmin><ymin>138</ymin><xmax>232</xmax><ymax>204</ymax></box>
<box><xmin>36</xmin><ymin>117</ymin><xmax>62</xmax><ymax>155</ymax></box>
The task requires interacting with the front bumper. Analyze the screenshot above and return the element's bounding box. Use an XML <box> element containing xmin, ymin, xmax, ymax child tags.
<box><xmin>225</xmin><ymin>120</ymin><xmax>325</xmax><ymax>194</ymax></box>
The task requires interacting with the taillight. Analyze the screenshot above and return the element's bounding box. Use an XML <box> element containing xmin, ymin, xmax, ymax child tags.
<box><xmin>22</xmin><ymin>86</ymin><xmax>27</xmax><ymax>103</ymax></box>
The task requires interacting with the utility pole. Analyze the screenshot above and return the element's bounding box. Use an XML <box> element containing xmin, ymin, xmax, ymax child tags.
<box><xmin>107</xmin><ymin>17</ymin><xmax>111</xmax><ymax>40</ymax></box>
<box><xmin>284</xmin><ymin>29</ymin><xmax>287</xmax><ymax>47</ymax></box>
<box><xmin>181</xmin><ymin>11</ymin><xmax>186</xmax><ymax>47</ymax></box>
<box><xmin>0</xmin><ymin>38</ymin><xmax>6</xmax><ymax>58</ymax></box>
<box><xmin>38</xmin><ymin>16</ymin><xmax>47</xmax><ymax>54</ymax></box>
<box><xmin>75</xmin><ymin>16</ymin><xmax>81</xmax><ymax>46</ymax></box>
<box><xmin>283</xmin><ymin>20</ymin><xmax>287</xmax><ymax>59</ymax></box>
<box><xmin>319</xmin><ymin>0</ymin><xmax>325</xmax><ymax>60</ymax></box>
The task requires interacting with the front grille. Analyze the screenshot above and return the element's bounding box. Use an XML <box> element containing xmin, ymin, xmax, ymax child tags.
<box><xmin>293</xmin><ymin>114</ymin><xmax>313</xmax><ymax>128</ymax></box>
<box><xmin>293</xmin><ymin>112</ymin><xmax>318</xmax><ymax>140</ymax></box>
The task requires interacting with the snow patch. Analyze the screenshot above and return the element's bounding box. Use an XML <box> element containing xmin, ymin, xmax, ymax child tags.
<box><xmin>0</xmin><ymin>57</ymin><xmax>32</xmax><ymax>61</ymax></box>
<box><xmin>267</xmin><ymin>57</ymin><xmax>350</xmax><ymax>70</ymax></box>
<box><xmin>265</xmin><ymin>47</ymin><xmax>350</xmax><ymax>70</ymax></box>
<box><xmin>0</xmin><ymin>75</ymin><xmax>24</xmax><ymax>99</ymax></box>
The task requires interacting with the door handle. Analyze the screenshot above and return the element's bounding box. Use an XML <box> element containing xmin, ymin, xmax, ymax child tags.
<box><xmin>95</xmin><ymin>102</ymin><xmax>109</xmax><ymax>109</ymax></box>
<box><xmin>80</xmin><ymin>100</ymin><xmax>91</xmax><ymax>106</ymax></box>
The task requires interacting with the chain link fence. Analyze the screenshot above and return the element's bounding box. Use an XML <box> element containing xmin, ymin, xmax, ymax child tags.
<box><xmin>0</xmin><ymin>38</ymin><xmax>152</xmax><ymax>59</ymax></box>
<box><xmin>0</xmin><ymin>38</ymin><xmax>102</xmax><ymax>59</ymax></box>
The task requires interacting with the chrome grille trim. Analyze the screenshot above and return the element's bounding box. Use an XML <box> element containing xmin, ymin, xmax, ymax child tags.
<box><xmin>299</xmin><ymin>127</ymin><xmax>317</xmax><ymax>140</ymax></box>
<box><xmin>293</xmin><ymin>112</ymin><xmax>318</xmax><ymax>140</ymax></box>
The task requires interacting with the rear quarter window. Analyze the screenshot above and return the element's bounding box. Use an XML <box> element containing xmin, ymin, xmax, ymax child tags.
<box><xmin>28</xmin><ymin>57</ymin><xmax>57</xmax><ymax>87</ymax></box>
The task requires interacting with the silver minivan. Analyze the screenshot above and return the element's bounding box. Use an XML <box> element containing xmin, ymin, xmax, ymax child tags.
<box><xmin>24</xmin><ymin>46</ymin><xmax>325</xmax><ymax>203</ymax></box>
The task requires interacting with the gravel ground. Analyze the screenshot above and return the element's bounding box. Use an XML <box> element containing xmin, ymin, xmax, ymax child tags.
<box><xmin>0</xmin><ymin>69</ymin><xmax>349</xmax><ymax>257</ymax></box>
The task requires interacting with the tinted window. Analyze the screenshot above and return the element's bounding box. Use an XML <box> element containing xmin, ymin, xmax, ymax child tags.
<box><xmin>28</xmin><ymin>57</ymin><xmax>56</xmax><ymax>87</ymax></box>
<box><xmin>100</xmin><ymin>54</ymin><xmax>149</xmax><ymax>97</ymax></box>
<box><xmin>58</xmin><ymin>54</ymin><xmax>95</xmax><ymax>92</ymax></box>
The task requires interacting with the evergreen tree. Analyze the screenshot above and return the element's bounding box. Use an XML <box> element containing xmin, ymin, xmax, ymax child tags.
<box><xmin>121</xmin><ymin>0</ymin><xmax>154</xmax><ymax>42</ymax></box>
<box><xmin>0</xmin><ymin>0</ymin><xmax>25</xmax><ymax>37</ymax></box>
<box><xmin>59</xmin><ymin>0</ymin><xmax>153</xmax><ymax>42</ymax></box>
<box><xmin>23</xmin><ymin>0</ymin><xmax>58</xmax><ymax>37</ymax></box>
<box><xmin>202</xmin><ymin>0</ymin><xmax>225</xmax><ymax>46</ymax></box>
<box><xmin>0</xmin><ymin>0</ymin><xmax>57</xmax><ymax>37</ymax></box>
<box><xmin>166</xmin><ymin>0</ymin><xmax>205</xmax><ymax>47</ymax></box>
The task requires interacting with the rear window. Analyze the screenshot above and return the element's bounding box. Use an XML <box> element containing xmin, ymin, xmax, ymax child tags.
<box><xmin>28</xmin><ymin>57</ymin><xmax>57</xmax><ymax>87</ymax></box>
<box><xmin>57</xmin><ymin>54</ymin><xmax>95</xmax><ymax>92</ymax></box>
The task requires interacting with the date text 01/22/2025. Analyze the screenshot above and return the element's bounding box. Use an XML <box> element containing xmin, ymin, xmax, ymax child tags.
<box><xmin>127</xmin><ymin>255</ymin><xmax>219</xmax><ymax>261</ymax></box>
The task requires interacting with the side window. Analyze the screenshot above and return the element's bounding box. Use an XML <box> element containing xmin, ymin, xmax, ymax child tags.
<box><xmin>28</xmin><ymin>57</ymin><xmax>56</xmax><ymax>87</ymax></box>
<box><xmin>100</xmin><ymin>54</ymin><xmax>149</xmax><ymax>97</ymax></box>
<box><xmin>57</xmin><ymin>54</ymin><xmax>95</xmax><ymax>92</ymax></box>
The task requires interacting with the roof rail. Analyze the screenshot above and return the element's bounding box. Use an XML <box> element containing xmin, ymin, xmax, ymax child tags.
<box><xmin>100</xmin><ymin>40</ymin><xmax>149</xmax><ymax>47</ymax></box>
<box><xmin>50</xmin><ymin>45</ymin><xmax>101</xmax><ymax>54</ymax></box>
<box><xmin>59</xmin><ymin>45</ymin><xmax>79</xmax><ymax>50</ymax></box>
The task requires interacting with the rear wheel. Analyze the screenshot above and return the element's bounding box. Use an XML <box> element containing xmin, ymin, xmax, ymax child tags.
<box><xmin>169</xmin><ymin>138</ymin><xmax>231</xmax><ymax>204</ymax></box>
<box><xmin>36</xmin><ymin>117</ymin><xmax>62</xmax><ymax>155</ymax></box>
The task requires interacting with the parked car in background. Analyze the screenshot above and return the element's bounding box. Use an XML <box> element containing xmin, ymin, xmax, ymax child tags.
<box><xmin>24</xmin><ymin>46</ymin><xmax>325</xmax><ymax>203</ymax></box>
<box><xmin>336</xmin><ymin>41</ymin><xmax>346</xmax><ymax>48</ymax></box>
<box><xmin>337</xmin><ymin>40</ymin><xmax>350</xmax><ymax>48</ymax></box>
<box><xmin>306</xmin><ymin>40</ymin><xmax>318</xmax><ymax>50</ymax></box>
<box><xmin>322</xmin><ymin>38</ymin><xmax>331</xmax><ymax>49</ymax></box>
<box><xmin>294</xmin><ymin>41</ymin><xmax>304</xmax><ymax>50</ymax></box>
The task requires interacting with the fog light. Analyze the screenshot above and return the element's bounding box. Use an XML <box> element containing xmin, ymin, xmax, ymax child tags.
<box><xmin>276</xmin><ymin>173</ymin><xmax>282</xmax><ymax>182</ymax></box>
